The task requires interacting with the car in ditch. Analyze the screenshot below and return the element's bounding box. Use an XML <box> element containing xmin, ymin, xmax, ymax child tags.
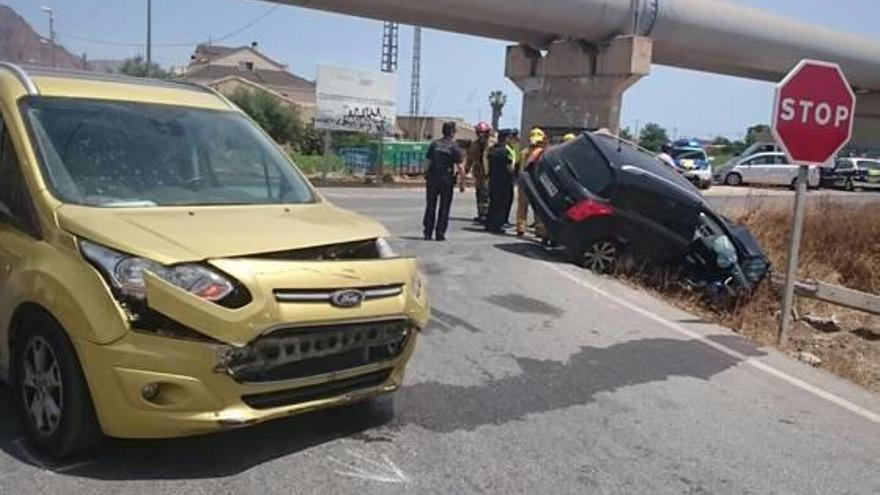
<box><xmin>521</xmin><ymin>132</ymin><xmax>769</xmax><ymax>297</ymax></box>
<box><xmin>0</xmin><ymin>64</ymin><xmax>429</xmax><ymax>457</ymax></box>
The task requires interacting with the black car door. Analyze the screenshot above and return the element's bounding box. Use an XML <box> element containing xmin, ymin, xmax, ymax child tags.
<box><xmin>601</xmin><ymin>141</ymin><xmax>703</xmax><ymax>260</ymax></box>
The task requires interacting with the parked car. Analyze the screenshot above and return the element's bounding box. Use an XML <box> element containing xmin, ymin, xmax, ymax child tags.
<box><xmin>716</xmin><ymin>152</ymin><xmax>820</xmax><ymax>189</ymax></box>
<box><xmin>0</xmin><ymin>64</ymin><xmax>429</xmax><ymax>457</ymax></box>
<box><xmin>521</xmin><ymin>132</ymin><xmax>769</xmax><ymax>296</ymax></box>
<box><xmin>821</xmin><ymin>157</ymin><xmax>880</xmax><ymax>191</ymax></box>
<box><xmin>671</xmin><ymin>144</ymin><xmax>712</xmax><ymax>190</ymax></box>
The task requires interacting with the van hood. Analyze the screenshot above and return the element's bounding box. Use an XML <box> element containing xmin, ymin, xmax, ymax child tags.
<box><xmin>57</xmin><ymin>202</ymin><xmax>389</xmax><ymax>264</ymax></box>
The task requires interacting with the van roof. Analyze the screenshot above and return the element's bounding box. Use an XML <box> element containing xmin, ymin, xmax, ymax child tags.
<box><xmin>1</xmin><ymin>64</ymin><xmax>232</xmax><ymax>111</ymax></box>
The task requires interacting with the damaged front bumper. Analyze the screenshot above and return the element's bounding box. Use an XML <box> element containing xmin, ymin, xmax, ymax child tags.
<box><xmin>76</xmin><ymin>257</ymin><xmax>428</xmax><ymax>439</ymax></box>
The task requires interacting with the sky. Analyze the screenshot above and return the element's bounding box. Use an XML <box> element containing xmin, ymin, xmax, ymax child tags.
<box><xmin>5</xmin><ymin>0</ymin><xmax>880</xmax><ymax>140</ymax></box>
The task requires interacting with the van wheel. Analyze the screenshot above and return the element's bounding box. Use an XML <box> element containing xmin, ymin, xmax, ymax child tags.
<box><xmin>579</xmin><ymin>240</ymin><xmax>619</xmax><ymax>273</ymax></box>
<box><xmin>13</xmin><ymin>311</ymin><xmax>103</xmax><ymax>459</ymax></box>
<box><xmin>724</xmin><ymin>173</ymin><xmax>742</xmax><ymax>186</ymax></box>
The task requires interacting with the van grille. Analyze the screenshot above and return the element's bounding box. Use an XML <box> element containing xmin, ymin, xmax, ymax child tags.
<box><xmin>241</xmin><ymin>370</ymin><xmax>392</xmax><ymax>410</ymax></box>
<box><xmin>220</xmin><ymin>320</ymin><xmax>410</xmax><ymax>383</ymax></box>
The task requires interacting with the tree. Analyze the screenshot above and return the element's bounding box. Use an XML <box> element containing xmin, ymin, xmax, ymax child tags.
<box><xmin>618</xmin><ymin>127</ymin><xmax>634</xmax><ymax>142</ymax></box>
<box><xmin>638</xmin><ymin>123</ymin><xmax>669</xmax><ymax>152</ymax></box>
<box><xmin>228</xmin><ymin>88</ymin><xmax>304</xmax><ymax>147</ymax></box>
<box><xmin>488</xmin><ymin>90</ymin><xmax>507</xmax><ymax>131</ymax></box>
<box><xmin>744</xmin><ymin>124</ymin><xmax>770</xmax><ymax>146</ymax></box>
<box><xmin>117</xmin><ymin>55</ymin><xmax>170</xmax><ymax>79</ymax></box>
<box><xmin>712</xmin><ymin>135</ymin><xmax>731</xmax><ymax>146</ymax></box>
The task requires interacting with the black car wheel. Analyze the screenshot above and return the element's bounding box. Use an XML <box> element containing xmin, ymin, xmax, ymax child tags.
<box><xmin>13</xmin><ymin>311</ymin><xmax>103</xmax><ymax>458</ymax></box>
<box><xmin>724</xmin><ymin>173</ymin><xmax>743</xmax><ymax>186</ymax></box>
<box><xmin>580</xmin><ymin>240</ymin><xmax>619</xmax><ymax>273</ymax></box>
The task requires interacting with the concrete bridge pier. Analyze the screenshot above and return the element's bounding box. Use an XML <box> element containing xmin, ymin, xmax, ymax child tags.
<box><xmin>505</xmin><ymin>36</ymin><xmax>653</xmax><ymax>136</ymax></box>
<box><xmin>852</xmin><ymin>93</ymin><xmax>880</xmax><ymax>152</ymax></box>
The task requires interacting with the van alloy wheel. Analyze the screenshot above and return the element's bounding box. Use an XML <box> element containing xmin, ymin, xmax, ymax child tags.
<box><xmin>582</xmin><ymin>241</ymin><xmax>618</xmax><ymax>273</ymax></box>
<box><xmin>21</xmin><ymin>336</ymin><xmax>64</xmax><ymax>437</ymax></box>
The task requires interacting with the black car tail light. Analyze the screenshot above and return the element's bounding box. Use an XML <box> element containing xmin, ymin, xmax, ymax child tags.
<box><xmin>565</xmin><ymin>199</ymin><xmax>614</xmax><ymax>222</ymax></box>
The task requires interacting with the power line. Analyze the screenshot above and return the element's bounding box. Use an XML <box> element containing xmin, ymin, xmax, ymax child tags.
<box><xmin>57</xmin><ymin>4</ymin><xmax>280</xmax><ymax>49</ymax></box>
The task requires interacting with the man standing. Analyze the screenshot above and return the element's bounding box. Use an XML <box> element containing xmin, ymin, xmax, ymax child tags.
<box><xmin>486</xmin><ymin>129</ymin><xmax>518</xmax><ymax>233</ymax></box>
<box><xmin>465</xmin><ymin>121</ymin><xmax>493</xmax><ymax>223</ymax></box>
<box><xmin>516</xmin><ymin>127</ymin><xmax>547</xmax><ymax>237</ymax></box>
<box><xmin>423</xmin><ymin>121</ymin><xmax>464</xmax><ymax>241</ymax></box>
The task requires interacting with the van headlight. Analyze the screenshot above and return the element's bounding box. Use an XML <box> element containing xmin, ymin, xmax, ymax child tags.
<box><xmin>712</xmin><ymin>236</ymin><xmax>739</xmax><ymax>269</ymax></box>
<box><xmin>375</xmin><ymin>237</ymin><xmax>397</xmax><ymax>259</ymax></box>
<box><xmin>79</xmin><ymin>240</ymin><xmax>234</xmax><ymax>302</ymax></box>
<box><xmin>412</xmin><ymin>271</ymin><xmax>426</xmax><ymax>299</ymax></box>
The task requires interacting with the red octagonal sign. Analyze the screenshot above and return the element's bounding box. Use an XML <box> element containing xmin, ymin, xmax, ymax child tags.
<box><xmin>772</xmin><ymin>60</ymin><xmax>856</xmax><ymax>165</ymax></box>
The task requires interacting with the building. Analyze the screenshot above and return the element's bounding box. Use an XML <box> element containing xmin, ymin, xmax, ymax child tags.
<box><xmin>182</xmin><ymin>42</ymin><xmax>316</xmax><ymax>122</ymax></box>
<box><xmin>396</xmin><ymin>116</ymin><xmax>476</xmax><ymax>142</ymax></box>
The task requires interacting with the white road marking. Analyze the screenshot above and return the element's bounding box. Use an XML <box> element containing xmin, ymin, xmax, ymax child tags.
<box><xmin>328</xmin><ymin>449</ymin><xmax>409</xmax><ymax>484</ymax></box>
<box><xmin>544</xmin><ymin>261</ymin><xmax>880</xmax><ymax>424</ymax></box>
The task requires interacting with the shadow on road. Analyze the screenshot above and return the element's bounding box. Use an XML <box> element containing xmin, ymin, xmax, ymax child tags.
<box><xmin>393</xmin><ymin>336</ymin><xmax>767</xmax><ymax>434</ymax></box>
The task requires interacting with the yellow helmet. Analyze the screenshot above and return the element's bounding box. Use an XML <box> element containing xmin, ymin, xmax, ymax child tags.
<box><xmin>562</xmin><ymin>133</ymin><xmax>577</xmax><ymax>143</ymax></box>
<box><xmin>529</xmin><ymin>127</ymin><xmax>546</xmax><ymax>145</ymax></box>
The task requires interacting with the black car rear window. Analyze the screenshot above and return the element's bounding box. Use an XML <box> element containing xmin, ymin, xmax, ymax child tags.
<box><xmin>545</xmin><ymin>137</ymin><xmax>614</xmax><ymax>196</ymax></box>
<box><xmin>593</xmin><ymin>134</ymin><xmax>695</xmax><ymax>190</ymax></box>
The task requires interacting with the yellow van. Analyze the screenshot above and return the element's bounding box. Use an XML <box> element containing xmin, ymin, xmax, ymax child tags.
<box><xmin>0</xmin><ymin>63</ymin><xmax>428</xmax><ymax>457</ymax></box>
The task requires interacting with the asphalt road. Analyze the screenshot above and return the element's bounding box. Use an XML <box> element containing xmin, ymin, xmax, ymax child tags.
<box><xmin>1</xmin><ymin>187</ymin><xmax>879</xmax><ymax>494</ymax></box>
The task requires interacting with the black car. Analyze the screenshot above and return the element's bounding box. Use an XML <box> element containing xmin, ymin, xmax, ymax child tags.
<box><xmin>521</xmin><ymin>132</ymin><xmax>769</xmax><ymax>296</ymax></box>
<box><xmin>820</xmin><ymin>158</ymin><xmax>880</xmax><ymax>191</ymax></box>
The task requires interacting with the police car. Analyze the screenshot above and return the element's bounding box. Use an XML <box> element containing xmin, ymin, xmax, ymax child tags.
<box><xmin>671</xmin><ymin>140</ymin><xmax>712</xmax><ymax>190</ymax></box>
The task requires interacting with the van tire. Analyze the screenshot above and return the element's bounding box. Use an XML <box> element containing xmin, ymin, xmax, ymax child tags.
<box><xmin>12</xmin><ymin>311</ymin><xmax>103</xmax><ymax>459</ymax></box>
<box><xmin>724</xmin><ymin>173</ymin><xmax>742</xmax><ymax>186</ymax></box>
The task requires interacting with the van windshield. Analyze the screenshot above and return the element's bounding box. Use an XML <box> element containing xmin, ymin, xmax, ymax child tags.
<box><xmin>24</xmin><ymin>97</ymin><xmax>315</xmax><ymax>207</ymax></box>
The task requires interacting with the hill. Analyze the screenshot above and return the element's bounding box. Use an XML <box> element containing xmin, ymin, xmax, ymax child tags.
<box><xmin>0</xmin><ymin>4</ymin><xmax>86</xmax><ymax>69</ymax></box>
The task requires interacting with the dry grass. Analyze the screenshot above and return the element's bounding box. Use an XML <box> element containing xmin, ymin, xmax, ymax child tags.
<box><xmin>623</xmin><ymin>201</ymin><xmax>880</xmax><ymax>393</ymax></box>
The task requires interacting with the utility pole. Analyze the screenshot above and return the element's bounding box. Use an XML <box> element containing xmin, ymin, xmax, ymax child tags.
<box><xmin>380</xmin><ymin>21</ymin><xmax>399</xmax><ymax>73</ymax></box>
<box><xmin>409</xmin><ymin>26</ymin><xmax>422</xmax><ymax>117</ymax></box>
<box><xmin>146</xmin><ymin>0</ymin><xmax>152</xmax><ymax>77</ymax></box>
<box><xmin>40</xmin><ymin>6</ymin><xmax>55</xmax><ymax>68</ymax></box>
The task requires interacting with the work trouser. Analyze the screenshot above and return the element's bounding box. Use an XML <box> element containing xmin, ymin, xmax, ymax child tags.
<box><xmin>516</xmin><ymin>183</ymin><xmax>546</xmax><ymax>237</ymax></box>
<box><xmin>423</xmin><ymin>177</ymin><xmax>454</xmax><ymax>238</ymax></box>
<box><xmin>486</xmin><ymin>179</ymin><xmax>513</xmax><ymax>231</ymax></box>
<box><xmin>474</xmin><ymin>176</ymin><xmax>489</xmax><ymax>219</ymax></box>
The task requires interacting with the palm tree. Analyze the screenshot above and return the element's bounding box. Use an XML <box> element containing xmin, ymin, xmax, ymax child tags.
<box><xmin>489</xmin><ymin>90</ymin><xmax>507</xmax><ymax>131</ymax></box>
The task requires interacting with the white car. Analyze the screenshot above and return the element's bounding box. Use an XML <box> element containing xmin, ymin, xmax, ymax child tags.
<box><xmin>718</xmin><ymin>152</ymin><xmax>820</xmax><ymax>189</ymax></box>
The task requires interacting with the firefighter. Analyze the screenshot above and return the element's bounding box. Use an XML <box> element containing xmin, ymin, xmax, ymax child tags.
<box><xmin>516</xmin><ymin>127</ymin><xmax>547</xmax><ymax>237</ymax></box>
<box><xmin>486</xmin><ymin>129</ymin><xmax>518</xmax><ymax>233</ymax></box>
<box><xmin>465</xmin><ymin>121</ymin><xmax>493</xmax><ymax>223</ymax></box>
<box><xmin>422</xmin><ymin>121</ymin><xmax>464</xmax><ymax>241</ymax></box>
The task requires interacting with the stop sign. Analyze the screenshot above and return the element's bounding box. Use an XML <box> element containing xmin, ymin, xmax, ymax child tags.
<box><xmin>772</xmin><ymin>60</ymin><xmax>856</xmax><ymax>165</ymax></box>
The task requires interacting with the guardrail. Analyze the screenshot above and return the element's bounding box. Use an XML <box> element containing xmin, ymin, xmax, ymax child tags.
<box><xmin>771</xmin><ymin>275</ymin><xmax>880</xmax><ymax>315</ymax></box>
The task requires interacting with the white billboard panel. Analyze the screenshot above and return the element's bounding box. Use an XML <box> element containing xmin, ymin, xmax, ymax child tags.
<box><xmin>315</xmin><ymin>65</ymin><xmax>397</xmax><ymax>134</ymax></box>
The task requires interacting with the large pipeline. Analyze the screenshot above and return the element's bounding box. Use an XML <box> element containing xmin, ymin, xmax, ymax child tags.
<box><xmin>277</xmin><ymin>0</ymin><xmax>880</xmax><ymax>90</ymax></box>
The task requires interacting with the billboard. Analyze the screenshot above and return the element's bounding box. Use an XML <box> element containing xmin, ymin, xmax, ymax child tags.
<box><xmin>315</xmin><ymin>65</ymin><xmax>397</xmax><ymax>135</ymax></box>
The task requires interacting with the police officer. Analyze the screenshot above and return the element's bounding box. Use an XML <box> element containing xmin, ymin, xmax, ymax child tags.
<box><xmin>465</xmin><ymin>121</ymin><xmax>493</xmax><ymax>223</ymax></box>
<box><xmin>423</xmin><ymin>121</ymin><xmax>464</xmax><ymax>241</ymax></box>
<box><xmin>486</xmin><ymin>129</ymin><xmax>518</xmax><ymax>233</ymax></box>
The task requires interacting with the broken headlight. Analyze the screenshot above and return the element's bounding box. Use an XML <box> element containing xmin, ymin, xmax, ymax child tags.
<box><xmin>712</xmin><ymin>236</ymin><xmax>738</xmax><ymax>269</ymax></box>
<box><xmin>79</xmin><ymin>239</ymin><xmax>234</xmax><ymax>302</ymax></box>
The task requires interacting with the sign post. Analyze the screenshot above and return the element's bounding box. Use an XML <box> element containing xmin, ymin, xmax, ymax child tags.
<box><xmin>771</xmin><ymin>60</ymin><xmax>856</xmax><ymax>344</ymax></box>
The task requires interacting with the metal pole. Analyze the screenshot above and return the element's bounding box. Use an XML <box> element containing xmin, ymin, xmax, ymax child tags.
<box><xmin>49</xmin><ymin>11</ymin><xmax>55</xmax><ymax>68</ymax></box>
<box><xmin>779</xmin><ymin>165</ymin><xmax>809</xmax><ymax>344</ymax></box>
<box><xmin>146</xmin><ymin>0</ymin><xmax>152</xmax><ymax>77</ymax></box>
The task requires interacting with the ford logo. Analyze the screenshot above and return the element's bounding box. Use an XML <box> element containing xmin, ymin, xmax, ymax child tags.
<box><xmin>330</xmin><ymin>289</ymin><xmax>365</xmax><ymax>308</ymax></box>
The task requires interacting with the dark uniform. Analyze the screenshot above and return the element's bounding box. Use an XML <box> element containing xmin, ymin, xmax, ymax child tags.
<box><xmin>423</xmin><ymin>136</ymin><xmax>463</xmax><ymax>240</ymax></box>
<box><xmin>485</xmin><ymin>141</ymin><xmax>516</xmax><ymax>232</ymax></box>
